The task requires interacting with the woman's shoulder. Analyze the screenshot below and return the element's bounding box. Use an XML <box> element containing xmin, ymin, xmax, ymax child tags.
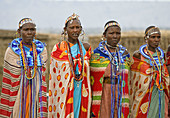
<box><xmin>4</xmin><ymin>47</ymin><xmax>21</xmax><ymax>67</ymax></box>
<box><xmin>82</xmin><ymin>42</ymin><xmax>91</xmax><ymax>51</ymax></box>
<box><xmin>122</xmin><ymin>49</ymin><xmax>129</xmax><ymax>55</ymax></box>
<box><xmin>133</xmin><ymin>50</ymin><xmax>141</xmax><ymax>59</ymax></box>
<box><xmin>118</xmin><ymin>44</ymin><xmax>129</xmax><ymax>57</ymax></box>
<box><xmin>167</xmin><ymin>45</ymin><xmax>170</xmax><ymax>52</ymax></box>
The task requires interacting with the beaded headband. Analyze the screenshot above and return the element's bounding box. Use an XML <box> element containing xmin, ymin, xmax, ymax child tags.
<box><xmin>65</xmin><ymin>13</ymin><xmax>80</xmax><ymax>26</ymax></box>
<box><xmin>145</xmin><ymin>27</ymin><xmax>161</xmax><ymax>39</ymax></box>
<box><xmin>104</xmin><ymin>22</ymin><xmax>120</xmax><ymax>32</ymax></box>
<box><xmin>19</xmin><ymin>18</ymin><xmax>36</xmax><ymax>28</ymax></box>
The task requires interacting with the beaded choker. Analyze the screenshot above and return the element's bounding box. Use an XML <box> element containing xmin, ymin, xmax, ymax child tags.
<box><xmin>140</xmin><ymin>44</ymin><xmax>164</xmax><ymax>90</ymax></box>
<box><xmin>145</xmin><ymin>46</ymin><xmax>163</xmax><ymax>90</ymax></box>
<box><xmin>105</xmin><ymin>44</ymin><xmax>121</xmax><ymax>74</ymax></box>
<box><xmin>22</xmin><ymin>42</ymin><xmax>32</xmax><ymax>45</ymax></box>
<box><xmin>11</xmin><ymin>38</ymin><xmax>45</xmax><ymax>67</ymax></box>
<box><xmin>105</xmin><ymin>42</ymin><xmax>117</xmax><ymax>49</ymax></box>
<box><xmin>67</xmin><ymin>40</ymin><xmax>84</xmax><ymax>81</ymax></box>
<box><xmin>139</xmin><ymin>44</ymin><xmax>164</xmax><ymax>67</ymax></box>
<box><xmin>98</xmin><ymin>41</ymin><xmax>129</xmax><ymax>63</ymax></box>
<box><xmin>20</xmin><ymin>40</ymin><xmax>37</xmax><ymax>79</ymax></box>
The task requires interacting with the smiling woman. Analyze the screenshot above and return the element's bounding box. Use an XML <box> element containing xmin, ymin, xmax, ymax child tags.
<box><xmin>48</xmin><ymin>13</ymin><xmax>91</xmax><ymax>118</ymax></box>
<box><xmin>0</xmin><ymin>18</ymin><xmax>48</xmax><ymax>118</ymax></box>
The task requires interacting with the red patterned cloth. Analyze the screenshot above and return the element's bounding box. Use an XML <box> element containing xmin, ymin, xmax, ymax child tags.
<box><xmin>48</xmin><ymin>41</ymin><xmax>91</xmax><ymax>118</ymax></box>
<box><xmin>0</xmin><ymin>47</ymin><xmax>48</xmax><ymax>118</ymax></box>
<box><xmin>130</xmin><ymin>47</ymin><xmax>169</xmax><ymax>118</ymax></box>
<box><xmin>166</xmin><ymin>47</ymin><xmax>170</xmax><ymax>117</ymax></box>
<box><xmin>90</xmin><ymin>42</ymin><xmax>130</xmax><ymax>118</ymax></box>
<box><xmin>167</xmin><ymin>50</ymin><xmax>170</xmax><ymax>66</ymax></box>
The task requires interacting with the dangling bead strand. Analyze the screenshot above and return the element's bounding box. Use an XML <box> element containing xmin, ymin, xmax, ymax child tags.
<box><xmin>20</xmin><ymin>40</ymin><xmax>37</xmax><ymax>79</ymax></box>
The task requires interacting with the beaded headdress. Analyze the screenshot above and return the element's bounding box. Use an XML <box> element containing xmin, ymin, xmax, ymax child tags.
<box><xmin>104</xmin><ymin>22</ymin><xmax>120</xmax><ymax>33</ymax></box>
<box><xmin>19</xmin><ymin>18</ymin><xmax>36</xmax><ymax>29</ymax></box>
<box><xmin>65</xmin><ymin>13</ymin><xmax>80</xmax><ymax>27</ymax></box>
<box><xmin>145</xmin><ymin>27</ymin><xmax>161</xmax><ymax>39</ymax></box>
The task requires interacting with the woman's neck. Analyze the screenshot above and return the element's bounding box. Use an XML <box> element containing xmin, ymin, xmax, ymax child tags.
<box><xmin>105</xmin><ymin>42</ymin><xmax>117</xmax><ymax>52</ymax></box>
<box><xmin>68</xmin><ymin>38</ymin><xmax>78</xmax><ymax>44</ymax></box>
<box><xmin>147</xmin><ymin>46</ymin><xmax>156</xmax><ymax>53</ymax></box>
<box><xmin>109</xmin><ymin>48</ymin><xmax>116</xmax><ymax>53</ymax></box>
<box><xmin>22</xmin><ymin>42</ymin><xmax>32</xmax><ymax>48</ymax></box>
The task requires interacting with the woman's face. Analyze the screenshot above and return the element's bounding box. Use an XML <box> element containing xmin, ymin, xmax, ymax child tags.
<box><xmin>66</xmin><ymin>19</ymin><xmax>82</xmax><ymax>41</ymax></box>
<box><xmin>105</xmin><ymin>26</ymin><xmax>121</xmax><ymax>47</ymax></box>
<box><xmin>19</xmin><ymin>23</ymin><xmax>36</xmax><ymax>44</ymax></box>
<box><xmin>147</xmin><ymin>33</ymin><xmax>161</xmax><ymax>49</ymax></box>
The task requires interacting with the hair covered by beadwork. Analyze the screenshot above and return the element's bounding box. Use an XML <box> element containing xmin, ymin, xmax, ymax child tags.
<box><xmin>145</xmin><ymin>26</ymin><xmax>161</xmax><ymax>39</ymax></box>
<box><xmin>64</xmin><ymin>13</ymin><xmax>81</xmax><ymax>27</ymax></box>
<box><xmin>103</xmin><ymin>20</ymin><xmax>120</xmax><ymax>35</ymax></box>
<box><xmin>19</xmin><ymin>18</ymin><xmax>36</xmax><ymax>29</ymax></box>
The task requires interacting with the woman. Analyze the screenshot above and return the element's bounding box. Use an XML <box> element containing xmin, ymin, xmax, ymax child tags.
<box><xmin>130</xmin><ymin>26</ymin><xmax>169</xmax><ymax>118</ymax></box>
<box><xmin>166</xmin><ymin>45</ymin><xmax>170</xmax><ymax>75</ymax></box>
<box><xmin>90</xmin><ymin>20</ymin><xmax>130</xmax><ymax>118</ymax></box>
<box><xmin>166</xmin><ymin>45</ymin><xmax>170</xmax><ymax>117</ymax></box>
<box><xmin>0</xmin><ymin>18</ymin><xmax>48</xmax><ymax>117</ymax></box>
<box><xmin>48</xmin><ymin>13</ymin><xmax>91</xmax><ymax>118</ymax></box>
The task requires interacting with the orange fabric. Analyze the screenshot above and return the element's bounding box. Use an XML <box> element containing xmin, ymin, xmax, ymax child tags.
<box><xmin>26</xmin><ymin>84</ymin><xmax>31</xmax><ymax>118</ymax></box>
<box><xmin>49</xmin><ymin>41</ymin><xmax>92</xmax><ymax>118</ymax></box>
<box><xmin>59</xmin><ymin>41</ymin><xmax>74</xmax><ymax>51</ymax></box>
<box><xmin>130</xmin><ymin>56</ymin><xmax>169</xmax><ymax>118</ymax></box>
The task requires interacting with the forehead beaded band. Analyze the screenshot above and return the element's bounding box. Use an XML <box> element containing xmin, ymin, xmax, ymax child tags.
<box><xmin>19</xmin><ymin>18</ymin><xmax>36</xmax><ymax>29</ymax></box>
<box><xmin>145</xmin><ymin>27</ymin><xmax>161</xmax><ymax>39</ymax></box>
<box><xmin>104</xmin><ymin>22</ymin><xmax>120</xmax><ymax>32</ymax></box>
<box><xmin>65</xmin><ymin>13</ymin><xmax>80</xmax><ymax>26</ymax></box>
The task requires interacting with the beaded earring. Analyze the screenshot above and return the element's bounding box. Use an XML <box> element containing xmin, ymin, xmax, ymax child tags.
<box><xmin>60</xmin><ymin>30</ymin><xmax>67</xmax><ymax>48</ymax></box>
<box><xmin>60</xmin><ymin>30</ymin><xmax>67</xmax><ymax>42</ymax></box>
<box><xmin>34</xmin><ymin>34</ymin><xmax>37</xmax><ymax>40</ymax></box>
<box><xmin>60</xmin><ymin>31</ymin><xmax>64</xmax><ymax>42</ymax></box>
<box><xmin>15</xmin><ymin>31</ymin><xmax>21</xmax><ymax>39</ymax></box>
<box><xmin>63</xmin><ymin>30</ymin><xmax>67</xmax><ymax>41</ymax></box>
<box><xmin>80</xmin><ymin>30</ymin><xmax>85</xmax><ymax>42</ymax></box>
<box><xmin>101</xmin><ymin>35</ymin><xmax>106</xmax><ymax>41</ymax></box>
<box><xmin>15</xmin><ymin>32</ymin><xmax>18</xmax><ymax>39</ymax></box>
<box><xmin>146</xmin><ymin>39</ymin><xmax>148</xmax><ymax>43</ymax></box>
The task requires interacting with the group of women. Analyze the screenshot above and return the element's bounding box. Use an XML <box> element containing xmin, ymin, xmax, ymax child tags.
<box><xmin>0</xmin><ymin>13</ymin><xmax>169</xmax><ymax>118</ymax></box>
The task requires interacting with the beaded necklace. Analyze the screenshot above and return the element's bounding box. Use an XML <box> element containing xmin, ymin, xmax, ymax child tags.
<box><xmin>105</xmin><ymin>43</ymin><xmax>121</xmax><ymax>73</ymax></box>
<box><xmin>145</xmin><ymin>45</ymin><xmax>163</xmax><ymax>118</ymax></box>
<box><xmin>67</xmin><ymin>40</ymin><xmax>84</xmax><ymax>81</ymax></box>
<box><xmin>20</xmin><ymin>40</ymin><xmax>37</xmax><ymax>79</ymax></box>
<box><xmin>105</xmin><ymin>43</ymin><xmax>123</xmax><ymax>117</ymax></box>
<box><xmin>105</xmin><ymin>41</ymin><xmax>117</xmax><ymax>49</ymax></box>
<box><xmin>146</xmin><ymin>46</ymin><xmax>163</xmax><ymax>90</ymax></box>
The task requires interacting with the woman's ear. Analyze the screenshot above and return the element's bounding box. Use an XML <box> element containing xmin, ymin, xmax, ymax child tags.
<box><xmin>17</xmin><ymin>29</ymin><xmax>21</xmax><ymax>37</ymax></box>
<box><xmin>63</xmin><ymin>27</ymin><xmax>67</xmax><ymax>35</ymax></box>
<box><xmin>64</xmin><ymin>27</ymin><xmax>66</xmax><ymax>31</ymax></box>
<box><xmin>103</xmin><ymin>33</ymin><xmax>106</xmax><ymax>38</ymax></box>
<box><xmin>144</xmin><ymin>36</ymin><xmax>148</xmax><ymax>43</ymax></box>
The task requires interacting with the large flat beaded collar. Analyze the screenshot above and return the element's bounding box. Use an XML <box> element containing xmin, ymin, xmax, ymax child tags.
<box><xmin>98</xmin><ymin>41</ymin><xmax>129</xmax><ymax>63</ymax></box>
<box><xmin>10</xmin><ymin>38</ymin><xmax>45</xmax><ymax>66</ymax></box>
<box><xmin>139</xmin><ymin>44</ymin><xmax>164</xmax><ymax>66</ymax></box>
